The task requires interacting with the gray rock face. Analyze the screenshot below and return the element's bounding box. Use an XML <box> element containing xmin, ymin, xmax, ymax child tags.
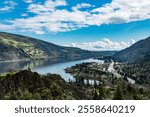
<box><xmin>0</xmin><ymin>44</ymin><xmax>30</xmax><ymax>61</ymax></box>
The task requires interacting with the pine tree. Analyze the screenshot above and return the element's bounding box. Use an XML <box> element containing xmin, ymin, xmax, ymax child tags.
<box><xmin>113</xmin><ymin>84</ymin><xmax>124</xmax><ymax>100</ymax></box>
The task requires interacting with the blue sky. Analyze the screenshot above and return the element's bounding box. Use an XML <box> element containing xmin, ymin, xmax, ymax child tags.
<box><xmin>0</xmin><ymin>0</ymin><xmax>150</xmax><ymax>51</ymax></box>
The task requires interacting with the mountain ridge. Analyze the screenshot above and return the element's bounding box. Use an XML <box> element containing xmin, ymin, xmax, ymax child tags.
<box><xmin>112</xmin><ymin>36</ymin><xmax>150</xmax><ymax>62</ymax></box>
<box><xmin>0</xmin><ymin>32</ymin><xmax>116</xmax><ymax>61</ymax></box>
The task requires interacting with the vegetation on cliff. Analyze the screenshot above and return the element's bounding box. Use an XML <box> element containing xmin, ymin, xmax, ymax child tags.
<box><xmin>0</xmin><ymin>70</ymin><xmax>95</xmax><ymax>100</ymax></box>
<box><xmin>0</xmin><ymin>68</ymin><xmax>149</xmax><ymax>100</ymax></box>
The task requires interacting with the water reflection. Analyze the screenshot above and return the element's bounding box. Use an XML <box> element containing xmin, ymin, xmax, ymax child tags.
<box><xmin>0</xmin><ymin>61</ymin><xmax>30</xmax><ymax>74</ymax></box>
<box><xmin>32</xmin><ymin>58</ymin><xmax>104</xmax><ymax>82</ymax></box>
<box><xmin>0</xmin><ymin>57</ymin><xmax>79</xmax><ymax>74</ymax></box>
<box><xmin>0</xmin><ymin>58</ymin><xmax>104</xmax><ymax>83</ymax></box>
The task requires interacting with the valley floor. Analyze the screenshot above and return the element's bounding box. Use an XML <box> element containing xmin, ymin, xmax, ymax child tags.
<box><xmin>65</xmin><ymin>60</ymin><xmax>150</xmax><ymax>100</ymax></box>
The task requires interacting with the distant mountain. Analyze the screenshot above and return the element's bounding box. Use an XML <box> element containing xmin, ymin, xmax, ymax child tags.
<box><xmin>0</xmin><ymin>32</ymin><xmax>115</xmax><ymax>61</ymax></box>
<box><xmin>112</xmin><ymin>36</ymin><xmax>150</xmax><ymax>62</ymax></box>
<box><xmin>96</xmin><ymin>51</ymin><xmax>117</xmax><ymax>57</ymax></box>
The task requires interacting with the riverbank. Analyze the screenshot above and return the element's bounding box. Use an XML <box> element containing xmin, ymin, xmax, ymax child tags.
<box><xmin>65</xmin><ymin>60</ymin><xmax>135</xmax><ymax>84</ymax></box>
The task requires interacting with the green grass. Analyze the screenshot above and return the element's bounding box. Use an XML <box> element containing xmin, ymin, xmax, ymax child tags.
<box><xmin>0</xmin><ymin>38</ymin><xmax>32</xmax><ymax>47</ymax></box>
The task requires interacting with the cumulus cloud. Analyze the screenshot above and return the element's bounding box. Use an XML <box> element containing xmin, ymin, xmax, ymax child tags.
<box><xmin>0</xmin><ymin>0</ymin><xmax>150</xmax><ymax>34</ymax></box>
<box><xmin>88</xmin><ymin>0</ymin><xmax>150</xmax><ymax>25</ymax></box>
<box><xmin>65</xmin><ymin>38</ymin><xmax>136</xmax><ymax>51</ymax></box>
<box><xmin>0</xmin><ymin>1</ymin><xmax>17</xmax><ymax>12</ymax></box>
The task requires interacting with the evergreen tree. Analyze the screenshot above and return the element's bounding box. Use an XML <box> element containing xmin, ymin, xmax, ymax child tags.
<box><xmin>93</xmin><ymin>89</ymin><xmax>99</xmax><ymax>100</ymax></box>
<box><xmin>113</xmin><ymin>84</ymin><xmax>124</xmax><ymax>100</ymax></box>
<box><xmin>98</xmin><ymin>85</ymin><xmax>106</xmax><ymax>100</ymax></box>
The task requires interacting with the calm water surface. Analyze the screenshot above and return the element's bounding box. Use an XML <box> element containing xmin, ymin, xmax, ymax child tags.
<box><xmin>0</xmin><ymin>58</ymin><xmax>104</xmax><ymax>82</ymax></box>
<box><xmin>33</xmin><ymin>58</ymin><xmax>104</xmax><ymax>81</ymax></box>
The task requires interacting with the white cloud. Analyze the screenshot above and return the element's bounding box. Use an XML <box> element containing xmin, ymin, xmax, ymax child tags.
<box><xmin>88</xmin><ymin>0</ymin><xmax>150</xmax><ymax>25</ymax></box>
<box><xmin>0</xmin><ymin>6</ymin><xmax>12</xmax><ymax>11</ymax></box>
<box><xmin>21</xmin><ymin>13</ymin><xmax>28</xmax><ymax>17</ymax></box>
<box><xmin>28</xmin><ymin>0</ymin><xmax>67</xmax><ymax>14</ymax></box>
<box><xmin>24</xmin><ymin>0</ymin><xmax>34</xmax><ymax>3</ymax></box>
<box><xmin>0</xmin><ymin>1</ymin><xmax>17</xmax><ymax>12</ymax></box>
<box><xmin>65</xmin><ymin>38</ymin><xmax>136</xmax><ymax>51</ymax></box>
<box><xmin>9</xmin><ymin>3</ymin><xmax>89</xmax><ymax>33</ymax></box>
<box><xmin>1</xmin><ymin>0</ymin><xmax>150</xmax><ymax>34</ymax></box>
<box><xmin>0</xmin><ymin>23</ymin><xmax>14</xmax><ymax>30</ymax></box>
<box><xmin>72</xmin><ymin>3</ymin><xmax>95</xmax><ymax>11</ymax></box>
